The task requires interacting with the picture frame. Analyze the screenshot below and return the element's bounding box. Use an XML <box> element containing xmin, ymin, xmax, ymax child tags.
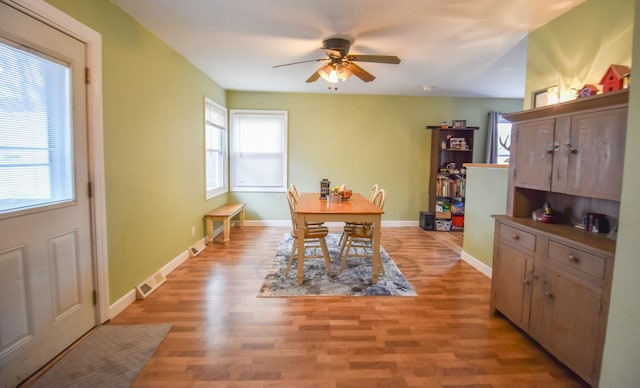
<box><xmin>532</xmin><ymin>86</ymin><xmax>557</xmax><ymax>108</ymax></box>
<box><xmin>452</xmin><ymin>119</ymin><xmax>466</xmax><ymax>128</ymax></box>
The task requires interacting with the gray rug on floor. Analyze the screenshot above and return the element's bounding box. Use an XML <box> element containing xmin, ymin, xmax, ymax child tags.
<box><xmin>32</xmin><ymin>323</ymin><xmax>172</xmax><ymax>388</ymax></box>
<box><xmin>258</xmin><ymin>233</ymin><xmax>417</xmax><ymax>297</ymax></box>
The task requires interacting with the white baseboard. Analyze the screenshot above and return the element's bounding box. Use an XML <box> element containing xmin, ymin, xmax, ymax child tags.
<box><xmin>461</xmin><ymin>250</ymin><xmax>492</xmax><ymax>278</ymax></box>
<box><xmin>109</xmin><ymin>289</ymin><xmax>136</xmax><ymax>319</ymax></box>
<box><xmin>109</xmin><ymin>237</ymin><xmax>205</xmax><ymax>319</ymax></box>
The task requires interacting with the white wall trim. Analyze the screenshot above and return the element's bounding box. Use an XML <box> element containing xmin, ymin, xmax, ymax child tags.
<box><xmin>109</xmin><ymin>238</ymin><xmax>205</xmax><ymax>319</ymax></box>
<box><xmin>108</xmin><ymin>289</ymin><xmax>136</xmax><ymax>319</ymax></box>
<box><xmin>8</xmin><ymin>0</ymin><xmax>110</xmax><ymax>323</ymax></box>
<box><xmin>461</xmin><ymin>250</ymin><xmax>492</xmax><ymax>278</ymax></box>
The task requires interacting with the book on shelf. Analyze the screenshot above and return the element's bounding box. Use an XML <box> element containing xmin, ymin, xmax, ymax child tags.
<box><xmin>436</xmin><ymin>174</ymin><xmax>465</xmax><ymax>197</ymax></box>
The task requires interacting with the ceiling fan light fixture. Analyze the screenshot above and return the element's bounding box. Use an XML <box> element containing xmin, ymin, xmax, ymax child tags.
<box><xmin>319</xmin><ymin>63</ymin><xmax>352</xmax><ymax>83</ymax></box>
<box><xmin>336</xmin><ymin>64</ymin><xmax>353</xmax><ymax>81</ymax></box>
<box><xmin>318</xmin><ymin>64</ymin><xmax>336</xmax><ymax>83</ymax></box>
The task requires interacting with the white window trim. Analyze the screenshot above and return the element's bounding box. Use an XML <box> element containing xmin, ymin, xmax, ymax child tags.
<box><xmin>229</xmin><ymin>109</ymin><xmax>288</xmax><ymax>192</ymax></box>
<box><xmin>204</xmin><ymin>97</ymin><xmax>228</xmax><ymax>199</ymax></box>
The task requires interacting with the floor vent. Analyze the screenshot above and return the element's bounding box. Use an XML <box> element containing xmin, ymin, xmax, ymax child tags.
<box><xmin>189</xmin><ymin>240</ymin><xmax>206</xmax><ymax>257</ymax></box>
<box><xmin>135</xmin><ymin>271</ymin><xmax>166</xmax><ymax>300</ymax></box>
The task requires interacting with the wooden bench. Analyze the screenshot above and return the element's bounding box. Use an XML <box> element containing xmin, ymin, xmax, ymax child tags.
<box><xmin>204</xmin><ymin>203</ymin><xmax>245</xmax><ymax>244</ymax></box>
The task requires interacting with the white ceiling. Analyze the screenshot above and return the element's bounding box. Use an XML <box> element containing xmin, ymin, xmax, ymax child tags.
<box><xmin>111</xmin><ymin>0</ymin><xmax>584</xmax><ymax>98</ymax></box>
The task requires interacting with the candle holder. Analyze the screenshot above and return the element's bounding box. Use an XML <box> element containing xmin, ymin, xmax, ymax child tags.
<box><xmin>320</xmin><ymin>178</ymin><xmax>331</xmax><ymax>198</ymax></box>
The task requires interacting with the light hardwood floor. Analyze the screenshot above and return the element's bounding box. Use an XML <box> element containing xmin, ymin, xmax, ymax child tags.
<box><xmin>98</xmin><ymin>227</ymin><xmax>588</xmax><ymax>387</ymax></box>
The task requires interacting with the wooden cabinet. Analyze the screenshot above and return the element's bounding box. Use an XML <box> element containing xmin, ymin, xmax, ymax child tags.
<box><xmin>491</xmin><ymin>217</ymin><xmax>614</xmax><ymax>386</ymax></box>
<box><xmin>492</xmin><ymin>90</ymin><xmax>627</xmax><ymax>387</ymax></box>
<box><xmin>426</xmin><ymin>125</ymin><xmax>477</xmax><ymax>231</ymax></box>
<box><xmin>564</xmin><ymin>109</ymin><xmax>627</xmax><ymax>200</ymax></box>
<box><xmin>492</xmin><ymin>223</ymin><xmax>536</xmax><ymax>329</ymax></box>
<box><xmin>511</xmin><ymin>106</ymin><xmax>627</xmax><ymax>201</ymax></box>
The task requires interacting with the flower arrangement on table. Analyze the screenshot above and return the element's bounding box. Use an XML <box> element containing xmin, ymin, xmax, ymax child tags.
<box><xmin>331</xmin><ymin>185</ymin><xmax>353</xmax><ymax>200</ymax></box>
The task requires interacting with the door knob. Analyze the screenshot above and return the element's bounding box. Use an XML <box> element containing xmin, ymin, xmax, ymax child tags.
<box><xmin>565</xmin><ymin>143</ymin><xmax>578</xmax><ymax>154</ymax></box>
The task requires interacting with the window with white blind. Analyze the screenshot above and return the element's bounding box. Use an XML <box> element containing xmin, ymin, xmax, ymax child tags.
<box><xmin>204</xmin><ymin>97</ymin><xmax>227</xmax><ymax>199</ymax></box>
<box><xmin>0</xmin><ymin>40</ymin><xmax>73</xmax><ymax>215</ymax></box>
<box><xmin>229</xmin><ymin>110</ymin><xmax>287</xmax><ymax>192</ymax></box>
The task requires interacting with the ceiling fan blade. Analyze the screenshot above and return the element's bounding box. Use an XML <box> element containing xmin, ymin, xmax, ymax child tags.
<box><xmin>306</xmin><ymin>71</ymin><xmax>321</xmax><ymax>83</ymax></box>
<box><xmin>347</xmin><ymin>54</ymin><xmax>401</xmax><ymax>64</ymax></box>
<box><xmin>344</xmin><ymin>61</ymin><xmax>375</xmax><ymax>82</ymax></box>
<box><xmin>305</xmin><ymin>63</ymin><xmax>332</xmax><ymax>83</ymax></box>
<box><xmin>273</xmin><ymin>58</ymin><xmax>326</xmax><ymax>68</ymax></box>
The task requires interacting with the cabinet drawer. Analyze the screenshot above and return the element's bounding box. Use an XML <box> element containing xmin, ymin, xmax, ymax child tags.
<box><xmin>498</xmin><ymin>223</ymin><xmax>536</xmax><ymax>252</ymax></box>
<box><xmin>547</xmin><ymin>241</ymin><xmax>606</xmax><ymax>279</ymax></box>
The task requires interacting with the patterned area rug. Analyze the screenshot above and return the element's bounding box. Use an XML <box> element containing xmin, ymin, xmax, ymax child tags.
<box><xmin>258</xmin><ymin>233</ymin><xmax>417</xmax><ymax>297</ymax></box>
<box><xmin>32</xmin><ymin>323</ymin><xmax>171</xmax><ymax>388</ymax></box>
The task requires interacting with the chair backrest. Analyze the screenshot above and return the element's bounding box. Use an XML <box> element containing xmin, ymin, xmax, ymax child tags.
<box><xmin>289</xmin><ymin>184</ymin><xmax>299</xmax><ymax>203</ymax></box>
<box><xmin>286</xmin><ymin>190</ymin><xmax>299</xmax><ymax>236</ymax></box>
<box><xmin>372</xmin><ymin>188</ymin><xmax>386</xmax><ymax>210</ymax></box>
<box><xmin>367</xmin><ymin>184</ymin><xmax>379</xmax><ymax>202</ymax></box>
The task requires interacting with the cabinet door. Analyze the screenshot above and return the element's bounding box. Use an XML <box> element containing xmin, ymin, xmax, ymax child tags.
<box><xmin>540</xmin><ymin>265</ymin><xmax>602</xmax><ymax>384</ymax></box>
<box><xmin>512</xmin><ymin>119</ymin><xmax>555</xmax><ymax>191</ymax></box>
<box><xmin>565</xmin><ymin>108</ymin><xmax>627</xmax><ymax>200</ymax></box>
<box><xmin>492</xmin><ymin>242</ymin><xmax>534</xmax><ymax>330</ymax></box>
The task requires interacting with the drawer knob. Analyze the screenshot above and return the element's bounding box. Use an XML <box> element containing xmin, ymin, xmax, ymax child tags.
<box><xmin>512</xmin><ymin>234</ymin><xmax>520</xmax><ymax>240</ymax></box>
<box><xmin>545</xmin><ymin>291</ymin><xmax>554</xmax><ymax>298</ymax></box>
<box><xmin>524</xmin><ymin>279</ymin><xmax>531</xmax><ymax>285</ymax></box>
<box><xmin>568</xmin><ymin>255</ymin><xmax>580</xmax><ymax>263</ymax></box>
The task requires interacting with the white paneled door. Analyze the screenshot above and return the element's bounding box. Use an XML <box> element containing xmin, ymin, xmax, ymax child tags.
<box><xmin>0</xmin><ymin>2</ymin><xmax>96</xmax><ymax>386</ymax></box>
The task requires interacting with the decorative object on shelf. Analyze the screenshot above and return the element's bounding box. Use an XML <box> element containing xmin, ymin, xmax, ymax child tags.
<box><xmin>532</xmin><ymin>202</ymin><xmax>556</xmax><ymax>223</ymax></box>
<box><xmin>441</xmin><ymin>141</ymin><xmax>446</xmax><ymax>150</ymax></box>
<box><xmin>449</xmin><ymin>137</ymin><xmax>468</xmax><ymax>150</ymax></box>
<box><xmin>578</xmin><ymin>84</ymin><xmax>599</xmax><ymax>98</ymax></box>
<box><xmin>452</xmin><ymin>119</ymin><xmax>466</xmax><ymax>128</ymax></box>
<box><xmin>320</xmin><ymin>178</ymin><xmax>330</xmax><ymax>198</ymax></box>
<box><xmin>441</xmin><ymin>121</ymin><xmax>448</xmax><ymax>128</ymax></box>
<box><xmin>532</xmin><ymin>86</ymin><xmax>559</xmax><ymax>108</ymax></box>
<box><xmin>599</xmin><ymin>64</ymin><xmax>631</xmax><ymax>93</ymax></box>
<box><xmin>575</xmin><ymin>213</ymin><xmax>610</xmax><ymax>233</ymax></box>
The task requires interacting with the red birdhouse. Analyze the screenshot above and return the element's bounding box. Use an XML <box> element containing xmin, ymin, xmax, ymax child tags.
<box><xmin>599</xmin><ymin>64</ymin><xmax>631</xmax><ymax>93</ymax></box>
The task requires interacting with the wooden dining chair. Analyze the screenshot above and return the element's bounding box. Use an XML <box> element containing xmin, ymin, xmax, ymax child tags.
<box><xmin>339</xmin><ymin>183</ymin><xmax>379</xmax><ymax>246</ymax></box>
<box><xmin>289</xmin><ymin>183</ymin><xmax>300</xmax><ymax>203</ymax></box>
<box><xmin>289</xmin><ymin>183</ymin><xmax>324</xmax><ymax>228</ymax></box>
<box><xmin>367</xmin><ymin>183</ymin><xmax>379</xmax><ymax>201</ymax></box>
<box><xmin>338</xmin><ymin>188</ymin><xmax>386</xmax><ymax>275</ymax></box>
<box><xmin>285</xmin><ymin>190</ymin><xmax>333</xmax><ymax>278</ymax></box>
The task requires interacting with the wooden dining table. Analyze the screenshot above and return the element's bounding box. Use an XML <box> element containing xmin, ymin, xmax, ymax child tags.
<box><xmin>294</xmin><ymin>192</ymin><xmax>384</xmax><ymax>285</ymax></box>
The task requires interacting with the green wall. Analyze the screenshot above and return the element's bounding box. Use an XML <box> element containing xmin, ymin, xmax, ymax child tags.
<box><xmin>46</xmin><ymin>0</ymin><xmax>229</xmax><ymax>302</ymax></box>
<box><xmin>526</xmin><ymin>0</ymin><xmax>638</xmax><ymax>385</ymax></box>
<box><xmin>600</xmin><ymin>0</ymin><xmax>640</xmax><ymax>384</ymax></box>
<box><xmin>226</xmin><ymin>92</ymin><xmax>522</xmax><ymax>221</ymax></box>
<box><xmin>524</xmin><ymin>0</ymin><xmax>634</xmax><ymax>108</ymax></box>
<box><xmin>462</xmin><ymin>166</ymin><xmax>508</xmax><ymax>267</ymax></box>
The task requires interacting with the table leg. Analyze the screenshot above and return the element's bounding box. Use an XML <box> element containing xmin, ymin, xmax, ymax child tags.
<box><xmin>296</xmin><ymin>213</ymin><xmax>306</xmax><ymax>285</ymax></box>
<box><xmin>223</xmin><ymin>217</ymin><xmax>230</xmax><ymax>244</ymax></box>
<box><xmin>206</xmin><ymin>217</ymin><xmax>214</xmax><ymax>245</ymax></box>
<box><xmin>372</xmin><ymin>215</ymin><xmax>382</xmax><ymax>283</ymax></box>
<box><xmin>239</xmin><ymin>208</ymin><xmax>245</xmax><ymax>229</ymax></box>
